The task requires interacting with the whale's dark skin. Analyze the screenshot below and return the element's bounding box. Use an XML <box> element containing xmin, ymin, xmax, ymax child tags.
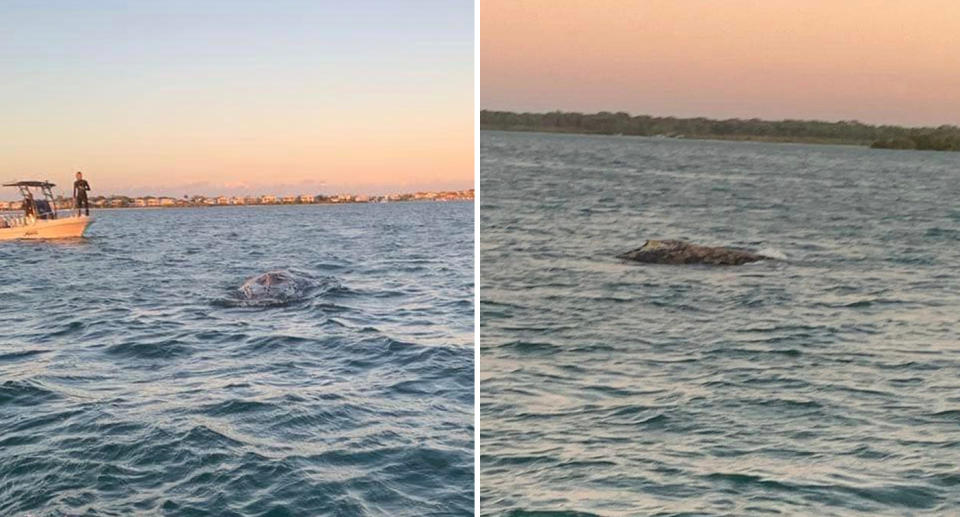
<box><xmin>239</xmin><ymin>271</ymin><xmax>306</xmax><ymax>301</ymax></box>
<box><xmin>222</xmin><ymin>270</ymin><xmax>340</xmax><ymax>308</ymax></box>
<box><xmin>617</xmin><ymin>240</ymin><xmax>765</xmax><ymax>266</ymax></box>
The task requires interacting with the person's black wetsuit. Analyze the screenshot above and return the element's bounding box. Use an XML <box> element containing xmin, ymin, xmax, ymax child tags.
<box><xmin>73</xmin><ymin>179</ymin><xmax>91</xmax><ymax>216</ymax></box>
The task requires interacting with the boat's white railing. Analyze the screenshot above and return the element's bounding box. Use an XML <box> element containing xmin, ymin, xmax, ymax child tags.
<box><xmin>0</xmin><ymin>214</ymin><xmax>28</xmax><ymax>229</ymax></box>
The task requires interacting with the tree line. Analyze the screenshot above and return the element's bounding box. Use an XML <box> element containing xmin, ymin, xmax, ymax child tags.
<box><xmin>480</xmin><ymin>110</ymin><xmax>960</xmax><ymax>151</ymax></box>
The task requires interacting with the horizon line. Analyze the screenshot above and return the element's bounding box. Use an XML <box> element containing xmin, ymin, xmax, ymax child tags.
<box><xmin>480</xmin><ymin>108</ymin><xmax>960</xmax><ymax>130</ymax></box>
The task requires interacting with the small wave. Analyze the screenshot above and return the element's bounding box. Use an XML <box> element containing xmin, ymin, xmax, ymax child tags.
<box><xmin>498</xmin><ymin>340</ymin><xmax>561</xmax><ymax>354</ymax></box>
<box><xmin>0</xmin><ymin>379</ymin><xmax>61</xmax><ymax>407</ymax></box>
<box><xmin>104</xmin><ymin>340</ymin><xmax>195</xmax><ymax>360</ymax></box>
<box><xmin>930</xmin><ymin>409</ymin><xmax>960</xmax><ymax>420</ymax></box>
<box><xmin>924</xmin><ymin>227</ymin><xmax>960</xmax><ymax>240</ymax></box>
<box><xmin>0</xmin><ymin>349</ymin><xmax>50</xmax><ymax>362</ymax></box>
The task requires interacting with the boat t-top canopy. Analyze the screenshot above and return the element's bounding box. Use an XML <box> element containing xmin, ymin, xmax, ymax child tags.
<box><xmin>3</xmin><ymin>180</ymin><xmax>59</xmax><ymax>220</ymax></box>
<box><xmin>3</xmin><ymin>180</ymin><xmax>55</xmax><ymax>188</ymax></box>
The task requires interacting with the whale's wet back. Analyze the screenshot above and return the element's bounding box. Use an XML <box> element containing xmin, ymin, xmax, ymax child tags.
<box><xmin>617</xmin><ymin>239</ymin><xmax>766</xmax><ymax>265</ymax></box>
<box><xmin>228</xmin><ymin>269</ymin><xmax>338</xmax><ymax>307</ymax></box>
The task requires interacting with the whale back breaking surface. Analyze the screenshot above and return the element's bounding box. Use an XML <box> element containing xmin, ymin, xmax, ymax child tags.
<box><xmin>219</xmin><ymin>269</ymin><xmax>342</xmax><ymax>307</ymax></box>
<box><xmin>239</xmin><ymin>271</ymin><xmax>302</xmax><ymax>301</ymax></box>
<box><xmin>617</xmin><ymin>239</ymin><xmax>764</xmax><ymax>266</ymax></box>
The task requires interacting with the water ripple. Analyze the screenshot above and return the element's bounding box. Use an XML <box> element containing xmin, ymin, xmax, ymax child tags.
<box><xmin>1</xmin><ymin>202</ymin><xmax>473</xmax><ymax>516</ymax></box>
<box><xmin>481</xmin><ymin>132</ymin><xmax>960</xmax><ymax>516</ymax></box>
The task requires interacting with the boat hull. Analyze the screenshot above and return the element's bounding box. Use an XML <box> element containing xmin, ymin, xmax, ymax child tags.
<box><xmin>0</xmin><ymin>216</ymin><xmax>93</xmax><ymax>240</ymax></box>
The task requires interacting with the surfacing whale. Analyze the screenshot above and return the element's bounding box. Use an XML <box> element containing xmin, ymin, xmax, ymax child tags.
<box><xmin>617</xmin><ymin>239</ymin><xmax>766</xmax><ymax>266</ymax></box>
<box><xmin>226</xmin><ymin>269</ymin><xmax>335</xmax><ymax>307</ymax></box>
<box><xmin>239</xmin><ymin>270</ymin><xmax>307</xmax><ymax>301</ymax></box>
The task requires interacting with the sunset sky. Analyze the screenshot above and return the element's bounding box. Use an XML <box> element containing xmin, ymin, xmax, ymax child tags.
<box><xmin>481</xmin><ymin>0</ymin><xmax>960</xmax><ymax>127</ymax></box>
<box><xmin>1</xmin><ymin>0</ymin><xmax>472</xmax><ymax>200</ymax></box>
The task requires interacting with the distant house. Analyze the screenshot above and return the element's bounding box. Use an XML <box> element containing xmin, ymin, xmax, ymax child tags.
<box><xmin>133</xmin><ymin>198</ymin><xmax>146</xmax><ymax>207</ymax></box>
<box><xmin>146</xmin><ymin>198</ymin><xmax>160</xmax><ymax>207</ymax></box>
<box><xmin>93</xmin><ymin>198</ymin><xmax>107</xmax><ymax>208</ymax></box>
<box><xmin>159</xmin><ymin>197</ymin><xmax>175</xmax><ymax>206</ymax></box>
<box><xmin>0</xmin><ymin>201</ymin><xmax>10</xmax><ymax>210</ymax></box>
<box><xmin>355</xmin><ymin>195</ymin><xmax>370</xmax><ymax>203</ymax></box>
<box><xmin>216</xmin><ymin>196</ymin><xmax>229</xmax><ymax>205</ymax></box>
<box><xmin>281</xmin><ymin>195</ymin><xmax>297</xmax><ymax>204</ymax></box>
<box><xmin>244</xmin><ymin>196</ymin><xmax>259</xmax><ymax>205</ymax></box>
<box><xmin>298</xmin><ymin>194</ymin><xmax>314</xmax><ymax>204</ymax></box>
<box><xmin>231</xmin><ymin>196</ymin><xmax>245</xmax><ymax>205</ymax></box>
<box><xmin>109</xmin><ymin>198</ymin><xmax>125</xmax><ymax>207</ymax></box>
<box><xmin>260</xmin><ymin>195</ymin><xmax>276</xmax><ymax>204</ymax></box>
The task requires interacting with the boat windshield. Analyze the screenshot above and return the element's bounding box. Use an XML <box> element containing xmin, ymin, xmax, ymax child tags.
<box><xmin>34</xmin><ymin>199</ymin><xmax>55</xmax><ymax>219</ymax></box>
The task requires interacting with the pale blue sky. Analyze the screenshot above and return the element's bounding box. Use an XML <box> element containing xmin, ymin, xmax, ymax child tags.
<box><xmin>1</xmin><ymin>0</ymin><xmax>474</xmax><ymax>199</ymax></box>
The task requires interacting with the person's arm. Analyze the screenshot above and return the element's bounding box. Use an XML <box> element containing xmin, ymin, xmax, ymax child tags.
<box><xmin>84</xmin><ymin>181</ymin><xmax>90</xmax><ymax>191</ymax></box>
<box><xmin>73</xmin><ymin>182</ymin><xmax>78</xmax><ymax>198</ymax></box>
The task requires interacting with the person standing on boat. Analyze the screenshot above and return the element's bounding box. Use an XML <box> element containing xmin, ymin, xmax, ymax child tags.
<box><xmin>73</xmin><ymin>171</ymin><xmax>91</xmax><ymax>216</ymax></box>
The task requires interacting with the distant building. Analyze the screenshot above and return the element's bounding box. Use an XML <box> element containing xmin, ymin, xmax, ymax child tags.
<box><xmin>19</xmin><ymin>188</ymin><xmax>473</xmax><ymax>211</ymax></box>
<box><xmin>0</xmin><ymin>201</ymin><xmax>10</xmax><ymax>210</ymax></box>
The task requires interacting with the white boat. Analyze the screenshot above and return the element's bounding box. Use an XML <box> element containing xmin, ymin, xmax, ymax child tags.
<box><xmin>0</xmin><ymin>180</ymin><xmax>93</xmax><ymax>240</ymax></box>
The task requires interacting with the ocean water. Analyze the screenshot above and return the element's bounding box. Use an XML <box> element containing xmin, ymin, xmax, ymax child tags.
<box><xmin>480</xmin><ymin>131</ymin><xmax>960</xmax><ymax>516</ymax></box>
<box><xmin>0</xmin><ymin>202</ymin><xmax>474</xmax><ymax>516</ymax></box>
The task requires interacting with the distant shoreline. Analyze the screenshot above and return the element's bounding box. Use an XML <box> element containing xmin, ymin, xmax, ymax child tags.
<box><xmin>0</xmin><ymin>199</ymin><xmax>474</xmax><ymax>214</ymax></box>
<box><xmin>74</xmin><ymin>199</ymin><xmax>473</xmax><ymax>211</ymax></box>
<box><xmin>481</xmin><ymin>110</ymin><xmax>960</xmax><ymax>151</ymax></box>
<box><xmin>480</xmin><ymin>126</ymin><xmax>866</xmax><ymax>147</ymax></box>
<box><xmin>0</xmin><ymin>190</ymin><xmax>473</xmax><ymax>211</ymax></box>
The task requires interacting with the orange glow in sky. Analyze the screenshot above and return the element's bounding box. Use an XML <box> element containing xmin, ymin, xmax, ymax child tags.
<box><xmin>481</xmin><ymin>0</ymin><xmax>960</xmax><ymax>126</ymax></box>
<box><xmin>1</xmin><ymin>1</ymin><xmax>472</xmax><ymax>198</ymax></box>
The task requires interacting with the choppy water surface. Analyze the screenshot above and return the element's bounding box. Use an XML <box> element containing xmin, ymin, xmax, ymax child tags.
<box><xmin>480</xmin><ymin>131</ymin><xmax>960</xmax><ymax>516</ymax></box>
<box><xmin>1</xmin><ymin>202</ymin><xmax>473</xmax><ymax>516</ymax></box>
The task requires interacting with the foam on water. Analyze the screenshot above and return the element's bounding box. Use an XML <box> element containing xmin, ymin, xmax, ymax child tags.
<box><xmin>756</xmin><ymin>247</ymin><xmax>788</xmax><ymax>260</ymax></box>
